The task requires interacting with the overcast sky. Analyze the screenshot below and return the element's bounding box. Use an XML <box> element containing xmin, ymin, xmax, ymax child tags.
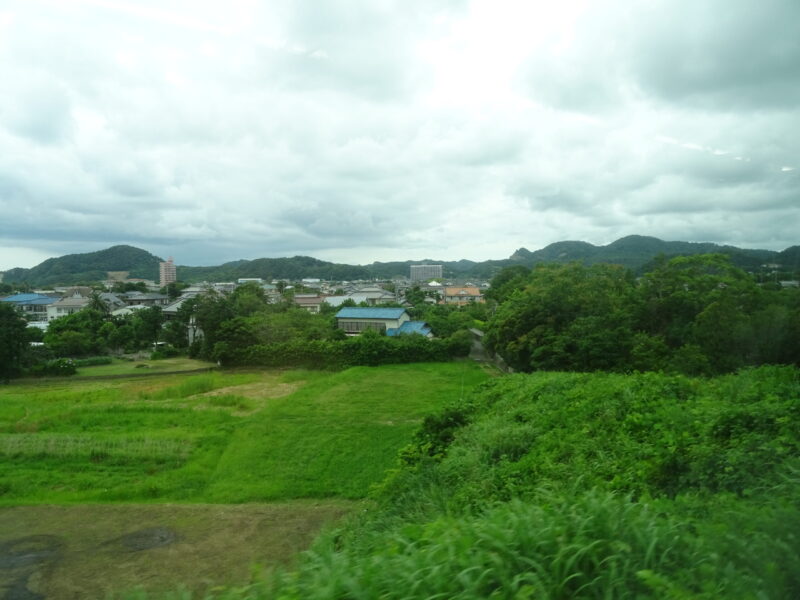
<box><xmin>1</xmin><ymin>0</ymin><xmax>798</xmax><ymax>270</ymax></box>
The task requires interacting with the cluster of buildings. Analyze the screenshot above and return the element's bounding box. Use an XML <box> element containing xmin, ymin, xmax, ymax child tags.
<box><xmin>1</xmin><ymin>287</ymin><xmax>172</xmax><ymax>329</ymax></box>
<box><xmin>1</xmin><ymin>263</ymin><xmax>489</xmax><ymax>337</ymax></box>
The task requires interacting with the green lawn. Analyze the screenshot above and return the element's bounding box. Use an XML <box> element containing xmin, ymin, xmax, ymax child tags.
<box><xmin>0</xmin><ymin>362</ymin><xmax>488</xmax><ymax>504</ymax></box>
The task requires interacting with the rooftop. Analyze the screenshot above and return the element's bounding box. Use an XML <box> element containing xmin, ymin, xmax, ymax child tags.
<box><xmin>335</xmin><ymin>307</ymin><xmax>407</xmax><ymax>320</ymax></box>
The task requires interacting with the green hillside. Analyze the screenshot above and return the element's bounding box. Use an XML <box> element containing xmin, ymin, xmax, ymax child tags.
<box><xmin>2</xmin><ymin>245</ymin><xmax>162</xmax><ymax>286</ymax></box>
<box><xmin>177</xmin><ymin>255</ymin><xmax>371</xmax><ymax>283</ymax></box>
<box><xmin>242</xmin><ymin>367</ymin><xmax>800</xmax><ymax>599</ymax></box>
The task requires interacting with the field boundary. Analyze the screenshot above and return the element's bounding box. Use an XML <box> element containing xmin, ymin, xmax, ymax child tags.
<box><xmin>8</xmin><ymin>367</ymin><xmax>218</xmax><ymax>385</ymax></box>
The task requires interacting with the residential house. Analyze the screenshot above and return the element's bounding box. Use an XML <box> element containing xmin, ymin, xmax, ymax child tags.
<box><xmin>121</xmin><ymin>292</ymin><xmax>170</xmax><ymax>307</ymax></box>
<box><xmin>293</xmin><ymin>294</ymin><xmax>326</xmax><ymax>314</ymax></box>
<box><xmin>335</xmin><ymin>307</ymin><xmax>431</xmax><ymax>337</ymax></box>
<box><xmin>442</xmin><ymin>286</ymin><xmax>484</xmax><ymax>306</ymax></box>
<box><xmin>98</xmin><ymin>293</ymin><xmax>127</xmax><ymax>312</ymax></box>
<box><xmin>325</xmin><ymin>285</ymin><xmax>397</xmax><ymax>308</ymax></box>
<box><xmin>47</xmin><ymin>296</ymin><xmax>91</xmax><ymax>321</ymax></box>
<box><xmin>335</xmin><ymin>307</ymin><xmax>410</xmax><ymax>335</ymax></box>
<box><xmin>0</xmin><ymin>293</ymin><xmax>58</xmax><ymax>323</ymax></box>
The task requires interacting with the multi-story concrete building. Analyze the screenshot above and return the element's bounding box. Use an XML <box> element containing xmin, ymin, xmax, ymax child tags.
<box><xmin>410</xmin><ymin>264</ymin><xmax>443</xmax><ymax>282</ymax></box>
<box><xmin>159</xmin><ymin>258</ymin><xmax>177</xmax><ymax>287</ymax></box>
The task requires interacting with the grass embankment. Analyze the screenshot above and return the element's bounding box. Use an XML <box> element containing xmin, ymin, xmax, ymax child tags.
<box><xmin>193</xmin><ymin>366</ymin><xmax>800</xmax><ymax>599</ymax></box>
<box><xmin>0</xmin><ymin>362</ymin><xmax>487</xmax><ymax>504</ymax></box>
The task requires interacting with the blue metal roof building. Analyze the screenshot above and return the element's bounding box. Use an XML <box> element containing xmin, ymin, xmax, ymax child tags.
<box><xmin>1</xmin><ymin>293</ymin><xmax>58</xmax><ymax>306</ymax></box>
<box><xmin>335</xmin><ymin>307</ymin><xmax>408</xmax><ymax>320</ymax></box>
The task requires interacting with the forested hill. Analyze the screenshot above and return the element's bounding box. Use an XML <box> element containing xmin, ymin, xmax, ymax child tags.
<box><xmin>3</xmin><ymin>236</ymin><xmax>797</xmax><ymax>286</ymax></box>
<box><xmin>505</xmin><ymin>235</ymin><xmax>783</xmax><ymax>273</ymax></box>
<box><xmin>177</xmin><ymin>256</ymin><xmax>371</xmax><ymax>283</ymax></box>
<box><xmin>2</xmin><ymin>245</ymin><xmax>162</xmax><ymax>286</ymax></box>
<box><xmin>367</xmin><ymin>236</ymin><xmax>794</xmax><ymax>278</ymax></box>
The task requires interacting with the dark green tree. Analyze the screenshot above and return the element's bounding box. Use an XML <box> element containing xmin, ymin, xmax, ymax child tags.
<box><xmin>485</xmin><ymin>263</ymin><xmax>638</xmax><ymax>372</ymax></box>
<box><xmin>0</xmin><ymin>303</ymin><xmax>29</xmax><ymax>381</ymax></box>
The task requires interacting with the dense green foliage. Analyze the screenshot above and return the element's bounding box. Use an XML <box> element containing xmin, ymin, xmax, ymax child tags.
<box><xmin>194</xmin><ymin>367</ymin><xmax>800</xmax><ymax>599</ymax></box>
<box><xmin>485</xmin><ymin>254</ymin><xmax>800</xmax><ymax>374</ymax></box>
<box><xmin>41</xmin><ymin>306</ymin><xmax>166</xmax><ymax>359</ymax></box>
<box><xmin>222</xmin><ymin>331</ymin><xmax>471</xmax><ymax>369</ymax></box>
<box><xmin>0</xmin><ymin>303</ymin><xmax>31</xmax><ymax>381</ymax></box>
<box><xmin>0</xmin><ymin>362</ymin><xmax>487</xmax><ymax>504</ymax></box>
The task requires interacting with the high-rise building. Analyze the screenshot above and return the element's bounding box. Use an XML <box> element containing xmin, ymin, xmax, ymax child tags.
<box><xmin>410</xmin><ymin>264</ymin><xmax>443</xmax><ymax>281</ymax></box>
<box><xmin>159</xmin><ymin>257</ymin><xmax>177</xmax><ymax>287</ymax></box>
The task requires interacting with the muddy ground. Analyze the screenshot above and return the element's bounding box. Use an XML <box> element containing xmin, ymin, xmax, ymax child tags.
<box><xmin>0</xmin><ymin>502</ymin><xmax>354</xmax><ymax>600</ymax></box>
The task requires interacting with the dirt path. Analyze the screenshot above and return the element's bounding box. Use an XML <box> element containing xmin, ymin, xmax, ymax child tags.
<box><xmin>0</xmin><ymin>501</ymin><xmax>356</xmax><ymax>600</ymax></box>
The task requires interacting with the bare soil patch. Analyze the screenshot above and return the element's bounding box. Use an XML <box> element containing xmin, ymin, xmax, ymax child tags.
<box><xmin>0</xmin><ymin>501</ymin><xmax>355</xmax><ymax>600</ymax></box>
<box><xmin>197</xmin><ymin>381</ymin><xmax>299</xmax><ymax>400</ymax></box>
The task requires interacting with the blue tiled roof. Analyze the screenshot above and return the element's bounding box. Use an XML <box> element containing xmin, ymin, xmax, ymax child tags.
<box><xmin>336</xmin><ymin>307</ymin><xmax>407</xmax><ymax>319</ymax></box>
<box><xmin>1</xmin><ymin>293</ymin><xmax>57</xmax><ymax>305</ymax></box>
<box><xmin>387</xmin><ymin>321</ymin><xmax>432</xmax><ymax>336</ymax></box>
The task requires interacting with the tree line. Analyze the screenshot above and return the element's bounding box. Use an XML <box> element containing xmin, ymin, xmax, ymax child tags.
<box><xmin>484</xmin><ymin>254</ymin><xmax>800</xmax><ymax>375</ymax></box>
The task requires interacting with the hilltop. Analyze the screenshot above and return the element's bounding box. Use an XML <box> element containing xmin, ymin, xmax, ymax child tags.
<box><xmin>1</xmin><ymin>245</ymin><xmax>163</xmax><ymax>287</ymax></box>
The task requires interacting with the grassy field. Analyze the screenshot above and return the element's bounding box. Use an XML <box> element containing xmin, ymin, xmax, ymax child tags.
<box><xmin>0</xmin><ymin>362</ymin><xmax>487</xmax><ymax>504</ymax></box>
<box><xmin>75</xmin><ymin>357</ymin><xmax>217</xmax><ymax>377</ymax></box>
<box><xmin>0</xmin><ymin>361</ymin><xmax>488</xmax><ymax>597</ymax></box>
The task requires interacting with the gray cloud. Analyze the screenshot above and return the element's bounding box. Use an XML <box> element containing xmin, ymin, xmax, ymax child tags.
<box><xmin>628</xmin><ymin>0</ymin><xmax>800</xmax><ymax>109</ymax></box>
<box><xmin>0</xmin><ymin>0</ymin><xmax>798</xmax><ymax>271</ymax></box>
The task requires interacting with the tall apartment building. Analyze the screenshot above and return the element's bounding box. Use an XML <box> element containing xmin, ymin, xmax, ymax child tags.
<box><xmin>159</xmin><ymin>257</ymin><xmax>177</xmax><ymax>287</ymax></box>
<box><xmin>410</xmin><ymin>264</ymin><xmax>443</xmax><ymax>282</ymax></box>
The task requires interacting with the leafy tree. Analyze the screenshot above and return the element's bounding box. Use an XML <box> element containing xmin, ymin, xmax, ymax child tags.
<box><xmin>193</xmin><ymin>291</ymin><xmax>235</xmax><ymax>357</ymax></box>
<box><xmin>484</xmin><ymin>265</ymin><xmax>530</xmax><ymax>304</ymax></box>
<box><xmin>637</xmin><ymin>254</ymin><xmax>764</xmax><ymax>373</ymax></box>
<box><xmin>0</xmin><ymin>303</ymin><xmax>29</xmax><ymax>381</ymax></box>
<box><xmin>133</xmin><ymin>306</ymin><xmax>164</xmax><ymax>347</ymax></box>
<box><xmin>229</xmin><ymin>282</ymin><xmax>269</xmax><ymax>316</ymax></box>
<box><xmin>87</xmin><ymin>291</ymin><xmax>110</xmax><ymax>315</ymax></box>
<box><xmin>161</xmin><ymin>281</ymin><xmax>188</xmax><ymax>300</ymax></box>
<box><xmin>404</xmin><ymin>285</ymin><xmax>427</xmax><ymax>307</ymax></box>
<box><xmin>485</xmin><ymin>263</ymin><xmax>638</xmax><ymax>372</ymax></box>
<box><xmin>44</xmin><ymin>309</ymin><xmax>107</xmax><ymax>357</ymax></box>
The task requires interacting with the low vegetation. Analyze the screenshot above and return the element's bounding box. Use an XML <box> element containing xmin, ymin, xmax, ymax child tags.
<box><xmin>0</xmin><ymin>362</ymin><xmax>487</xmax><ymax>505</ymax></box>
<box><xmin>178</xmin><ymin>366</ymin><xmax>800</xmax><ymax>599</ymax></box>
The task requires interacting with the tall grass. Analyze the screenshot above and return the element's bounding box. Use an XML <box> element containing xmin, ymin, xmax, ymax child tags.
<box><xmin>138</xmin><ymin>373</ymin><xmax>261</xmax><ymax>400</ymax></box>
<box><xmin>0</xmin><ymin>433</ymin><xmax>193</xmax><ymax>459</ymax></box>
<box><xmin>160</xmin><ymin>366</ymin><xmax>800</xmax><ymax>599</ymax></box>
<box><xmin>0</xmin><ymin>362</ymin><xmax>487</xmax><ymax>505</ymax></box>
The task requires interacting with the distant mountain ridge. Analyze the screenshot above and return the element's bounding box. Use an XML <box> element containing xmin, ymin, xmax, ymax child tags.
<box><xmin>3</xmin><ymin>236</ymin><xmax>798</xmax><ymax>286</ymax></box>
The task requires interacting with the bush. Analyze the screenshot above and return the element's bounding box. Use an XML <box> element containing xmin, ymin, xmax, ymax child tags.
<box><xmin>73</xmin><ymin>356</ymin><xmax>113</xmax><ymax>367</ymax></box>
<box><xmin>26</xmin><ymin>358</ymin><xmax>77</xmax><ymax>377</ymax></box>
<box><xmin>216</xmin><ymin>334</ymin><xmax>465</xmax><ymax>369</ymax></box>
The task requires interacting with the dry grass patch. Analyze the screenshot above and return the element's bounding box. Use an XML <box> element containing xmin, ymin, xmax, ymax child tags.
<box><xmin>0</xmin><ymin>501</ymin><xmax>356</xmax><ymax>600</ymax></box>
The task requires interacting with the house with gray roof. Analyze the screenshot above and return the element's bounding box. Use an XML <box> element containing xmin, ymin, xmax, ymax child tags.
<box><xmin>335</xmin><ymin>307</ymin><xmax>431</xmax><ymax>337</ymax></box>
<box><xmin>46</xmin><ymin>296</ymin><xmax>91</xmax><ymax>321</ymax></box>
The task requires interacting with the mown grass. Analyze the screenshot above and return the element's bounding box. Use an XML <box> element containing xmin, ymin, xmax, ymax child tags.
<box><xmin>0</xmin><ymin>361</ymin><xmax>487</xmax><ymax>504</ymax></box>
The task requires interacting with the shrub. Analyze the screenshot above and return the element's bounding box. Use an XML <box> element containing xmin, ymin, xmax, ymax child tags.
<box><xmin>73</xmin><ymin>356</ymin><xmax>113</xmax><ymax>367</ymax></box>
<box><xmin>28</xmin><ymin>358</ymin><xmax>77</xmax><ymax>377</ymax></box>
